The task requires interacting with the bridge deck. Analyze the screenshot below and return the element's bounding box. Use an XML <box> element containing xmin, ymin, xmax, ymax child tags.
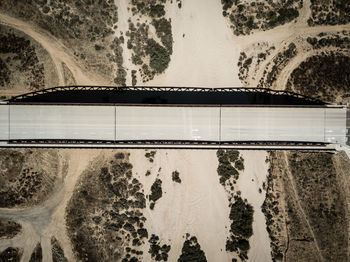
<box><xmin>0</xmin><ymin>104</ymin><xmax>347</xmax><ymax>145</ymax></box>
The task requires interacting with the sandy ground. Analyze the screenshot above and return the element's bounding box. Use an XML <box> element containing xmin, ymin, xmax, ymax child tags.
<box><xmin>130</xmin><ymin>149</ymin><xmax>232</xmax><ymax>261</ymax></box>
<box><xmin>237</xmin><ymin>151</ymin><xmax>272</xmax><ymax>262</ymax></box>
<box><xmin>115</xmin><ymin>0</ymin><xmax>136</xmax><ymax>86</ymax></box>
<box><xmin>1</xmin><ymin>0</ymin><xmax>350</xmax><ymax>261</ymax></box>
<box><xmin>147</xmin><ymin>0</ymin><xmax>242</xmax><ymax>87</ymax></box>
<box><xmin>129</xmin><ymin>149</ymin><xmax>273</xmax><ymax>261</ymax></box>
<box><xmin>0</xmin><ymin>149</ymin><xmax>101</xmax><ymax>262</ymax></box>
<box><xmin>1</xmin><ymin>0</ymin><xmax>349</xmax><ymax>93</ymax></box>
<box><xmin>0</xmin><ymin>149</ymin><xmax>271</xmax><ymax>262</ymax></box>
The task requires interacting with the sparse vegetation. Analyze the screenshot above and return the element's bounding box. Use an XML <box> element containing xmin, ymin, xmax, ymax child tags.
<box><xmin>0</xmin><ymin>25</ymin><xmax>47</xmax><ymax>91</ymax></box>
<box><xmin>216</xmin><ymin>150</ymin><xmax>244</xmax><ymax>185</ymax></box>
<box><xmin>287</xmin><ymin>52</ymin><xmax>350</xmax><ymax>103</ymax></box>
<box><xmin>226</xmin><ymin>196</ymin><xmax>253</xmax><ymax>261</ymax></box>
<box><xmin>0</xmin><ymin>149</ymin><xmax>59</xmax><ymax>207</ymax></box>
<box><xmin>172</xmin><ymin>170</ymin><xmax>181</xmax><ymax>183</ymax></box>
<box><xmin>0</xmin><ymin>247</ymin><xmax>22</xmax><ymax>262</ymax></box>
<box><xmin>115</xmin><ymin>152</ymin><xmax>125</xmax><ymax>160</ymax></box>
<box><xmin>237</xmin><ymin>44</ymin><xmax>275</xmax><ymax>85</ymax></box>
<box><xmin>258</xmin><ymin>42</ymin><xmax>297</xmax><ymax>88</ymax></box>
<box><xmin>66</xmin><ymin>152</ymin><xmax>147</xmax><ymax>261</ymax></box>
<box><xmin>29</xmin><ymin>243</ymin><xmax>42</xmax><ymax>262</ymax></box>
<box><xmin>306</xmin><ymin>33</ymin><xmax>350</xmax><ymax>50</ymax></box>
<box><xmin>127</xmin><ymin>0</ymin><xmax>173</xmax><ymax>82</ymax></box>
<box><xmin>51</xmin><ymin>237</ymin><xmax>68</xmax><ymax>262</ymax></box>
<box><xmin>131</xmin><ymin>70</ymin><xmax>137</xmax><ymax>86</ymax></box>
<box><xmin>178</xmin><ymin>235</ymin><xmax>207</xmax><ymax>262</ymax></box>
<box><xmin>308</xmin><ymin>0</ymin><xmax>350</xmax><ymax>26</ymax></box>
<box><xmin>177</xmin><ymin>0</ymin><xmax>182</xmax><ymax>8</ymax></box>
<box><xmin>0</xmin><ymin>218</ymin><xmax>21</xmax><ymax>238</ymax></box>
<box><xmin>221</xmin><ymin>0</ymin><xmax>302</xmax><ymax>35</ymax></box>
<box><xmin>145</xmin><ymin>150</ymin><xmax>157</xmax><ymax>162</ymax></box>
<box><xmin>152</xmin><ymin>18</ymin><xmax>173</xmax><ymax>54</ymax></box>
<box><xmin>262</xmin><ymin>151</ymin><xmax>349</xmax><ymax>261</ymax></box>
<box><xmin>0</xmin><ymin>0</ymin><xmax>122</xmax><ymax>83</ymax></box>
<box><xmin>148</xmin><ymin>234</ymin><xmax>171</xmax><ymax>261</ymax></box>
<box><xmin>146</xmin><ymin>39</ymin><xmax>170</xmax><ymax>73</ymax></box>
<box><xmin>149</xmin><ymin>178</ymin><xmax>163</xmax><ymax>209</ymax></box>
<box><xmin>229</xmin><ymin>196</ymin><xmax>253</xmax><ymax>238</ymax></box>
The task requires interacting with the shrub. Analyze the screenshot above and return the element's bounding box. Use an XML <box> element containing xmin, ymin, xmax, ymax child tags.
<box><xmin>152</xmin><ymin>18</ymin><xmax>173</xmax><ymax>53</ymax></box>
<box><xmin>216</xmin><ymin>150</ymin><xmax>244</xmax><ymax>184</ymax></box>
<box><xmin>148</xmin><ymin>4</ymin><xmax>165</xmax><ymax>18</ymax></box>
<box><xmin>227</xmin><ymin>150</ymin><xmax>239</xmax><ymax>162</ymax></box>
<box><xmin>149</xmin><ymin>179</ymin><xmax>162</xmax><ymax>202</ymax></box>
<box><xmin>234</xmin><ymin>158</ymin><xmax>244</xmax><ymax>171</ymax></box>
<box><xmin>172</xmin><ymin>171</ymin><xmax>181</xmax><ymax>183</ymax></box>
<box><xmin>178</xmin><ymin>236</ymin><xmax>207</xmax><ymax>262</ymax></box>
<box><xmin>115</xmin><ymin>152</ymin><xmax>125</xmax><ymax>159</ymax></box>
<box><xmin>229</xmin><ymin>196</ymin><xmax>254</xmax><ymax>238</ymax></box>
<box><xmin>146</xmin><ymin>39</ymin><xmax>170</xmax><ymax>73</ymax></box>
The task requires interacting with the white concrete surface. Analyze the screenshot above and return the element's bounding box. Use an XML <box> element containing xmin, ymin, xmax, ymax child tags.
<box><xmin>325</xmin><ymin>107</ymin><xmax>347</xmax><ymax>144</ymax></box>
<box><xmin>9</xmin><ymin>105</ymin><xmax>115</xmax><ymax>140</ymax></box>
<box><xmin>221</xmin><ymin>107</ymin><xmax>326</xmax><ymax>142</ymax></box>
<box><xmin>116</xmin><ymin>106</ymin><xmax>220</xmax><ymax>141</ymax></box>
<box><xmin>2</xmin><ymin>104</ymin><xmax>347</xmax><ymax>145</ymax></box>
<box><xmin>0</xmin><ymin>104</ymin><xmax>9</xmax><ymax>140</ymax></box>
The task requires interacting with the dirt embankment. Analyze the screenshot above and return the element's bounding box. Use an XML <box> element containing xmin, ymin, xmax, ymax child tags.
<box><xmin>262</xmin><ymin>151</ymin><xmax>349</xmax><ymax>261</ymax></box>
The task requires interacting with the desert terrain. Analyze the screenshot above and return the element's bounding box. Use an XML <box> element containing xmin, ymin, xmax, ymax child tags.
<box><xmin>0</xmin><ymin>0</ymin><xmax>350</xmax><ymax>262</ymax></box>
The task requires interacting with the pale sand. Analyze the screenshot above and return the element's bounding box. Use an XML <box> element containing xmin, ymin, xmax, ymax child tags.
<box><xmin>237</xmin><ymin>151</ymin><xmax>272</xmax><ymax>262</ymax></box>
<box><xmin>147</xmin><ymin>0</ymin><xmax>242</xmax><ymax>87</ymax></box>
<box><xmin>130</xmin><ymin>149</ymin><xmax>232</xmax><ymax>261</ymax></box>
<box><xmin>0</xmin><ymin>149</ymin><xmax>272</xmax><ymax>261</ymax></box>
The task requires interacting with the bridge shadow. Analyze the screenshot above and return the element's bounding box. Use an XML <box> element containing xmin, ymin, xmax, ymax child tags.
<box><xmin>9</xmin><ymin>86</ymin><xmax>325</xmax><ymax>105</ymax></box>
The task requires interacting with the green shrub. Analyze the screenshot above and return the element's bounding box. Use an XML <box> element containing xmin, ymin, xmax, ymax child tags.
<box><xmin>172</xmin><ymin>171</ymin><xmax>181</xmax><ymax>183</ymax></box>
<box><xmin>146</xmin><ymin>39</ymin><xmax>170</xmax><ymax>73</ymax></box>
<box><xmin>114</xmin><ymin>152</ymin><xmax>125</xmax><ymax>159</ymax></box>
<box><xmin>148</xmin><ymin>4</ymin><xmax>165</xmax><ymax>18</ymax></box>
<box><xmin>234</xmin><ymin>158</ymin><xmax>244</xmax><ymax>171</ymax></box>
<box><xmin>178</xmin><ymin>236</ymin><xmax>207</xmax><ymax>262</ymax></box>
<box><xmin>227</xmin><ymin>150</ymin><xmax>239</xmax><ymax>162</ymax></box>
<box><xmin>152</xmin><ymin>18</ymin><xmax>173</xmax><ymax>54</ymax></box>
<box><xmin>229</xmin><ymin>196</ymin><xmax>254</xmax><ymax>238</ymax></box>
<box><xmin>149</xmin><ymin>179</ymin><xmax>162</xmax><ymax>202</ymax></box>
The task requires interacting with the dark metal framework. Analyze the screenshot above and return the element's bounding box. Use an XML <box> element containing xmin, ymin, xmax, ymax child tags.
<box><xmin>9</xmin><ymin>85</ymin><xmax>324</xmax><ymax>104</ymax></box>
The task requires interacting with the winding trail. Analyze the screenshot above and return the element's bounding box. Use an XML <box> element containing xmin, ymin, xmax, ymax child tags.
<box><xmin>0</xmin><ymin>150</ymin><xmax>100</xmax><ymax>262</ymax></box>
<box><xmin>0</xmin><ymin>12</ymin><xmax>109</xmax><ymax>88</ymax></box>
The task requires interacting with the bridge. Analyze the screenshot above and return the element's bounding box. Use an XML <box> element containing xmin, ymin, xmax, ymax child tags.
<box><xmin>0</xmin><ymin>86</ymin><xmax>349</xmax><ymax>150</ymax></box>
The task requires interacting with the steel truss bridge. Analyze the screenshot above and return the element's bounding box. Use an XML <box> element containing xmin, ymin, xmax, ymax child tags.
<box><xmin>9</xmin><ymin>85</ymin><xmax>324</xmax><ymax>104</ymax></box>
<box><xmin>0</xmin><ymin>86</ymin><xmax>348</xmax><ymax>150</ymax></box>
